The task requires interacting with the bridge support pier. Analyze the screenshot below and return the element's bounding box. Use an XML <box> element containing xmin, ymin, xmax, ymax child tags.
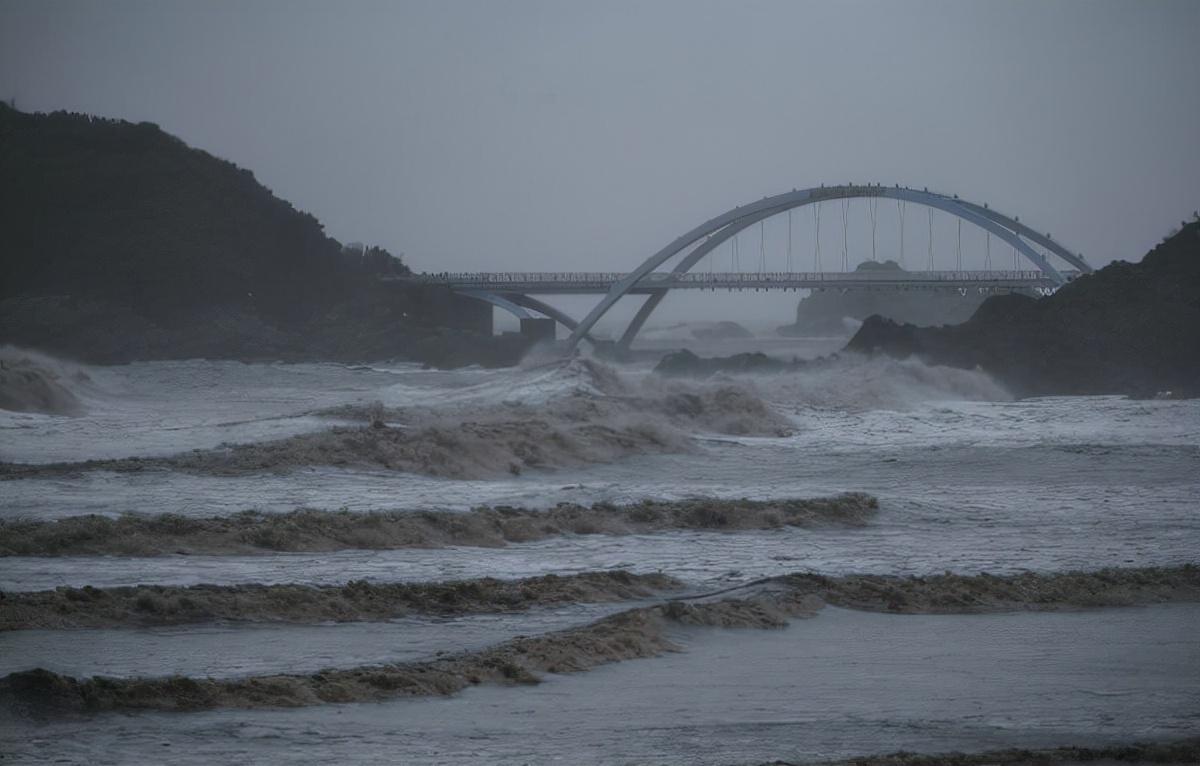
<box><xmin>519</xmin><ymin>317</ymin><xmax>557</xmax><ymax>344</ymax></box>
<box><xmin>451</xmin><ymin>290</ymin><xmax>596</xmax><ymax>345</ymax></box>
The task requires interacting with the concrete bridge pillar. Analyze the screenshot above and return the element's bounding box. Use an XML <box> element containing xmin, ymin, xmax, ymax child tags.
<box><xmin>519</xmin><ymin>317</ymin><xmax>556</xmax><ymax>344</ymax></box>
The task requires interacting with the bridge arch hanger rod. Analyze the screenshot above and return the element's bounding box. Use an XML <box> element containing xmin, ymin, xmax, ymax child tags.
<box><xmin>614</xmin><ymin>188</ymin><xmax>1069</xmax><ymax>349</ymax></box>
<box><xmin>953</xmin><ymin>199</ymin><xmax>1091</xmax><ymax>273</ymax></box>
<box><xmin>567</xmin><ymin>184</ymin><xmax>1086</xmax><ymax>352</ymax></box>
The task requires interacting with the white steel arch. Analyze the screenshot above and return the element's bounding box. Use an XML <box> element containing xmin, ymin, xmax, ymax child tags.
<box><xmin>566</xmin><ymin>185</ymin><xmax>1088</xmax><ymax>351</ymax></box>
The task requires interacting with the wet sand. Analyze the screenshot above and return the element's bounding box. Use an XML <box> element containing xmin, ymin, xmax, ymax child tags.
<box><xmin>0</xmin><ymin>603</ymin><xmax>646</xmax><ymax>680</ymax></box>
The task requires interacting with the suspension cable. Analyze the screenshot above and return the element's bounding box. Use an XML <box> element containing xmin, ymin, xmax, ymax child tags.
<box><xmin>814</xmin><ymin>202</ymin><xmax>822</xmax><ymax>272</ymax></box>
<box><xmin>869</xmin><ymin>198</ymin><xmax>879</xmax><ymax>262</ymax></box>
<box><xmin>927</xmin><ymin>207</ymin><xmax>934</xmax><ymax>270</ymax></box>
<box><xmin>956</xmin><ymin>218</ymin><xmax>962</xmax><ymax>271</ymax></box>
<box><xmin>787</xmin><ymin>209</ymin><xmax>793</xmax><ymax>272</ymax></box>
<box><xmin>759</xmin><ymin>220</ymin><xmax>766</xmax><ymax>273</ymax></box>
<box><xmin>841</xmin><ymin>198</ymin><xmax>850</xmax><ymax>271</ymax></box>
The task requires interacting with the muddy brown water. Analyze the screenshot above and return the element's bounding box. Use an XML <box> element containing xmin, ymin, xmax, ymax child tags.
<box><xmin>3</xmin><ymin>356</ymin><xmax>1198</xmax><ymax>764</ymax></box>
<box><xmin>2</xmin><ymin>605</ymin><xmax>1196</xmax><ymax>765</ymax></box>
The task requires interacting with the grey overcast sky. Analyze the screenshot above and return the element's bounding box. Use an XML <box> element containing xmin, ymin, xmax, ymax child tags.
<box><xmin>2</xmin><ymin>0</ymin><xmax>1198</xmax><ymax>327</ymax></box>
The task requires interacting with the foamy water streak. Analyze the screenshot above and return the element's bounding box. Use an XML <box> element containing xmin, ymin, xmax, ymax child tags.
<box><xmin>707</xmin><ymin>352</ymin><xmax>1014</xmax><ymax>411</ymax></box>
<box><xmin>3</xmin><ymin>392</ymin><xmax>1196</xmax><ymax>522</ymax></box>
<box><xmin>4</xmin><ymin>490</ymin><xmax>1195</xmax><ymax>591</ymax></box>
<box><xmin>0</xmin><ymin>352</ymin><xmax>1025</xmax><ymax>468</ymax></box>
<box><xmin>0</xmin><ymin>602</ymin><xmax>636</xmax><ymax>679</ymax></box>
<box><xmin>1</xmin><ymin>356</ymin><xmax>795</xmax><ymax>477</ymax></box>
<box><xmin>4</xmin><ymin>605</ymin><xmax>1196</xmax><ymax>765</ymax></box>
<box><xmin>0</xmin><ymin>355</ymin><xmax>404</xmax><ymax>463</ymax></box>
<box><xmin>1</xmin><ymin>353</ymin><xmax>1198</xmax><ymax>765</ymax></box>
<box><xmin>2</xmin><ymin>357</ymin><xmax>1196</xmax><ymax>593</ymax></box>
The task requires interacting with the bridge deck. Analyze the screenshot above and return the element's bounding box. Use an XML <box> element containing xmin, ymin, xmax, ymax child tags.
<box><xmin>402</xmin><ymin>270</ymin><xmax>1075</xmax><ymax>294</ymax></box>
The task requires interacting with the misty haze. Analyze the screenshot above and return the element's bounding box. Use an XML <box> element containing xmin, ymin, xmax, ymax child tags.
<box><xmin>1</xmin><ymin>1</ymin><xmax>1198</xmax><ymax>765</ymax></box>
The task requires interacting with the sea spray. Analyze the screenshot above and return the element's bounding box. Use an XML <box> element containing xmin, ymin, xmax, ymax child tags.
<box><xmin>0</xmin><ymin>346</ymin><xmax>91</xmax><ymax>416</ymax></box>
<box><xmin>653</xmin><ymin>350</ymin><xmax>1012</xmax><ymax>411</ymax></box>
<box><xmin>2</xmin><ymin>356</ymin><xmax>794</xmax><ymax>479</ymax></box>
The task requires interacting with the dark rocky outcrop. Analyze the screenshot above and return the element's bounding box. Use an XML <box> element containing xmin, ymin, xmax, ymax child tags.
<box><xmin>779</xmin><ymin>260</ymin><xmax>989</xmax><ymax>337</ymax></box>
<box><xmin>847</xmin><ymin>223</ymin><xmax>1200</xmax><ymax>397</ymax></box>
<box><xmin>655</xmin><ymin>348</ymin><xmax>805</xmax><ymax>377</ymax></box>
<box><xmin>692</xmin><ymin>321</ymin><xmax>754</xmax><ymax>340</ymax></box>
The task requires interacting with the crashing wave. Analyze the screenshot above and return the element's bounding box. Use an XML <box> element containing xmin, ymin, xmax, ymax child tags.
<box><xmin>0</xmin><ymin>570</ymin><xmax>683</xmax><ymax>630</ymax></box>
<box><xmin>0</xmin><ymin>494</ymin><xmax>877</xmax><ymax>556</ymax></box>
<box><xmin>2</xmin><ymin>357</ymin><xmax>792</xmax><ymax>479</ymax></box>
<box><xmin>714</xmin><ymin>352</ymin><xmax>1012</xmax><ymax>411</ymax></box>
<box><xmin>4</xmin><ymin>565</ymin><xmax>1195</xmax><ymax>712</ymax></box>
<box><xmin>0</xmin><ymin>347</ymin><xmax>89</xmax><ymax>416</ymax></box>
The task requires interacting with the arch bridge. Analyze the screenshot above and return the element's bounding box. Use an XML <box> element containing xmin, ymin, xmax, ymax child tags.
<box><xmin>409</xmin><ymin>184</ymin><xmax>1090</xmax><ymax>352</ymax></box>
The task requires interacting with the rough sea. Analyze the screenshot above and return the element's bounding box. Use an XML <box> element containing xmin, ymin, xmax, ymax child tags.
<box><xmin>1</xmin><ymin>338</ymin><xmax>1197</xmax><ymax>764</ymax></box>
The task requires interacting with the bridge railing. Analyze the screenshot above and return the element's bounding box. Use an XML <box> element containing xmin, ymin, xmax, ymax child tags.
<box><xmin>664</xmin><ymin>270</ymin><xmax>1053</xmax><ymax>283</ymax></box>
<box><xmin>411</xmin><ymin>272</ymin><xmax>627</xmax><ymax>285</ymax></box>
<box><xmin>409</xmin><ymin>269</ymin><xmax>1063</xmax><ymax>286</ymax></box>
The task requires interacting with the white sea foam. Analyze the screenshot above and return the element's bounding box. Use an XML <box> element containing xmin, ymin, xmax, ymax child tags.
<box><xmin>0</xmin><ymin>346</ymin><xmax>94</xmax><ymax>416</ymax></box>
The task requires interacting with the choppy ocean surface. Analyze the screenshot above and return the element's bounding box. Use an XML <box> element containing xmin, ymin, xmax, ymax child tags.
<box><xmin>1</xmin><ymin>349</ymin><xmax>1198</xmax><ymax>764</ymax></box>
